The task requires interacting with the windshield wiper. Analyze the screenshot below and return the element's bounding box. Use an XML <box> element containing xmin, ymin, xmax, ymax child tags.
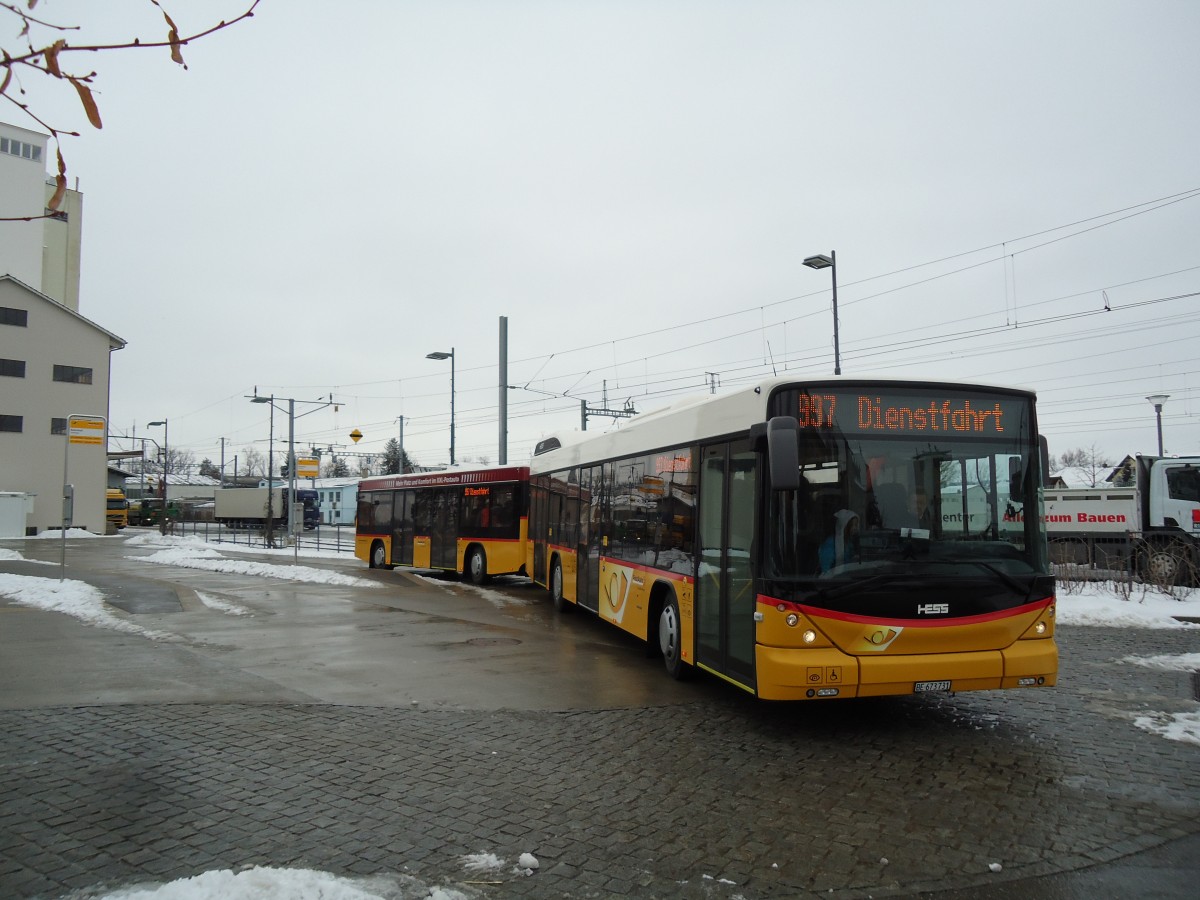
<box><xmin>807</xmin><ymin>573</ymin><xmax>898</xmax><ymax>603</ymax></box>
<box><xmin>967</xmin><ymin>561</ymin><xmax>1034</xmax><ymax>601</ymax></box>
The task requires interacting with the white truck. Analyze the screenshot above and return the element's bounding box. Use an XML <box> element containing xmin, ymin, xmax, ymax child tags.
<box><xmin>214</xmin><ymin>487</ymin><xmax>319</xmax><ymax>530</ymax></box>
<box><xmin>1044</xmin><ymin>455</ymin><xmax>1200</xmax><ymax>583</ymax></box>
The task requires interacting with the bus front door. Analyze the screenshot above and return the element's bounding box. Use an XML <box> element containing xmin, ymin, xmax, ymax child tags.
<box><xmin>431</xmin><ymin>489</ymin><xmax>458</xmax><ymax>570</ymax></box>
<box><xmin>694</xmin><ymin>440</ymin><xmax>757</xmax><ymax>689</ymax></box>
<box><xmin>392</xmin><ymin>490</ymin><xmax>413</xmax><ymax>567</ymax></box>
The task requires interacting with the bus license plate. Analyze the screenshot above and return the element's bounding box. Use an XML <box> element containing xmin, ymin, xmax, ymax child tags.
<box><xmin>914</xmin><ymin>680</ymin><xmax>951</xmax><ymax>693</ymax></box>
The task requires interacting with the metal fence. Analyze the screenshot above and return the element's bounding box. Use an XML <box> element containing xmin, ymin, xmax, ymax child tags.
<box><xmin>156</xmin><ymin>517</ymin><xmax>358</xmax><ymax>555</ymax></box>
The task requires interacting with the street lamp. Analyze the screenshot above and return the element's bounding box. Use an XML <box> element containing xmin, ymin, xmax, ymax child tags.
<box><xmin>803</xmin><ymin>251</ymin><xmax>841</xmax><ymax>375</ymax></box>
<box><xmin>1146</xmin><ymin>394</ymin><xmax>1169</xmax><ymax>456</ymax></box>
<box><xmin>426</xmin><ymin>348</ymin><xmax>456</xmax><ymax>466</ymax></box>
<box><xmin>249</xmin><ymin>393</ymin><xmax>336</xmax><ymax>560</ymax></box>
<box><xmin>147</xmin><ymin>419</ymin><xmax>168</xmax><ymax>534</ymax></box>
<box><xmin>250</xmin><ymin>396</ymin><xmax>279</xmax><ymax>549</ymax></box>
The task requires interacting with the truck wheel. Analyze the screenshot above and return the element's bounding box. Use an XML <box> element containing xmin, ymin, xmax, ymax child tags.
<box><xmin>1144</xmin><ymin>541</ymin><xmax>1188</xmax><ymax>585</ymax></box>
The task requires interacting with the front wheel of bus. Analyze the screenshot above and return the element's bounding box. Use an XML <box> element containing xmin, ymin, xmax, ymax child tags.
<box><xmin>659</xmin><ymin>595</ymin><xmax>689</xmax><ymax>680</ymax></box>
<box><xmin>465</xmin><ymin>546</ymin><xmax>489</xmax><ymax>585</ymax></box>
<box><xmin>370</xmin><ymin>541</ymin><xmax>391</xmax><ymax>570</ymax></box>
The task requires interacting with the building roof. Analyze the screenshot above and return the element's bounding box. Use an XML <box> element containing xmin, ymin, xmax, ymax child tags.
<box><xmin>0</xmin><ymin>274</ymin><xmax>126</xmax><ymax>349</ymax></box>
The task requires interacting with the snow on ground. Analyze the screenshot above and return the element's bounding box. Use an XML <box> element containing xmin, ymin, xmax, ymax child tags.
<box><xmin>417</xmin><ymin>573</ymin><xmax>535</xmax><ymax>608</ymax></box>
<box><xmin>70</xmin><ymin>854</ymin><xmax>545</xmax><ymax>898</ymax></box>
<box><xmin>194</xmin><ymin>591</ymin><xmax>254</xmax><ymax>617</ymax></box>
<box><xmin>78</xmin><ymin>865</ymin><xmax>473</xmax><ymax>900</ymax></box>
<box><xmin>122</xmin><ymin>534</ymin><xmax>379</xmax><ymax>588</ymax></box>
<box><xmin>1056</xmin><ymin>582</ymin><xmax>1200</xmax><ymax>629</ymax></box>
<box><xmin>4</xmin><ymin>548</ymin><xmax>1200</xmax><ymax>898</ymax></box>
<box><xmin>0</xmin><ymin>573</ymin><xmax>178</xmax><ymax>641</ymax></box>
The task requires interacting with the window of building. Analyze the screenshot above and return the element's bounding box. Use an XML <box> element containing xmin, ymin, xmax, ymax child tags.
<box><xmin>0</xmin><ymin>137</ymin><xmax>42</xmax><ymax>162</ymax></box>
<box><xmin>0</xmin><ymin>415</ymin><xmax>23</xmax><ymax>433</ymax></box>
<box><xmin>51</xmin><ymin>418</ymin><xmax>67</xmax><ymax>435</ymax></box>
<box><xmin>0</xmin><ymin>358</ymin><xmax>25</xmax><ymax>378</ymax></box>
<box><xmin>53</xmin><ymin>364</ymin><xmax>93</xmax><ymax>384</ymax></box>
<box><xmin>0</xmin><ymin>307</ymin><xmax>28</xmax><ymax>327</ymax></box>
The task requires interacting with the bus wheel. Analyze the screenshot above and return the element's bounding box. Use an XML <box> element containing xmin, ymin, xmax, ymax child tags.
<box><xmin>370</xmin><ymin>541</ymin><xmax>391</xmax><ymax>570</ymax></box>
<box><xmin>465</xmin><ymin>546</ymin><xmax>489</xmax><ymax>585</ymax></box>
<box><xmin>658</xmin><ymin>594</ymin><xmax>690</xmax><ymax>680</ymax></box>
<box><xmin>550</xmin><ymin>559</ymin><xmax>570</xmax><ymax>613</ymax></box>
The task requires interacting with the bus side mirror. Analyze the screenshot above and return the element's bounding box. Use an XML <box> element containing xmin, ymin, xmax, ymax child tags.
<box><xmin>1038</xmin><ymin>435</ymin><xmax>1050</xmax><ymax>489</ymax></box>
<box><xmin>767</xmin><ymin>416</ymin><xmax>801</xmax><ymax>491</ymax></box>
<box><xmin>1008</xmin><ymin>456</ymin><xmax>1024</xmax><ymax>499</ymax></box>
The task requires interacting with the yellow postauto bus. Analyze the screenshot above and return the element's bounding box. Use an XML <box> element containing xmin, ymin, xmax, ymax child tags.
<box><xmin>527</xmin><ymin>376</ymin><xmax>1057</xmax><ymax>701</ymax></box>
<box><xmin>355</xmin><ymin>467</ymin><xmax>529</xmax><ymax>584</ymax></box>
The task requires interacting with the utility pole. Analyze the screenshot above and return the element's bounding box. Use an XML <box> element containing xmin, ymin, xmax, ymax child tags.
<box><xmin>581</xmin><ymin>380</ymin><xmax>638</xmax><ymax>431</ymax></box>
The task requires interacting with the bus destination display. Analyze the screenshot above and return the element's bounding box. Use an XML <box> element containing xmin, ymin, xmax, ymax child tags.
<box><xmin>788</xmin><ymin>389</ymin><xmax>1028</xmax><ymax>437</ymax></box>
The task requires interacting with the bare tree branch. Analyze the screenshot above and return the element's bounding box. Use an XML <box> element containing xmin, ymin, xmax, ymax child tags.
<box><xmin>1</xmin><ymin>0</ymin><xmax>259</xmax><ymax>216</ymax></box>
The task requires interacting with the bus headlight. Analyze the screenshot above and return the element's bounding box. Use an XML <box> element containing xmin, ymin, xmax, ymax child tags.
<box><xmin>802</xmin><ymin>629</ymin><xmax>817</xmax><ymax>643</ymax></box>
<box><xmin>1034</xmin><ymin>621</ymin><xmax>1047</xmax><ymax>635</ymax></box>
<box><xmin>785</xmin><ymin>613</ymin><xmax>799</xmax><ymax>627</ymax></box>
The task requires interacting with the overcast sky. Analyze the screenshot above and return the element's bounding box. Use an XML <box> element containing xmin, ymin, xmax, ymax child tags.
<box><xmin>9</xmin><ymin>0</ymin><xmax>1199</xmax><ymax>472</ymax></box>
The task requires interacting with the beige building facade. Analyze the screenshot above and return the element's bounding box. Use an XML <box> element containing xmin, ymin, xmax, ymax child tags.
<box><xmin>0</xmin><ymin>276</ymin><xmax>125</xmax><ymax>533</ymax></box>
<box><xmin>1</xmin><ymin>121</ymin><xmax>124</xmax><ymax>534</ymax></box>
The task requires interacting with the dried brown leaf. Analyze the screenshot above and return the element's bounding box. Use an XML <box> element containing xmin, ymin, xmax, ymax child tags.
<box><xmin>48</xmin><ymin>153</ymin><xmax>65</xmax><ymax>210</ymax></box>
<box><xmin>44</xmin><ymin>39</ymin><xmax>66</xmax><ymax>78</ymax></box>
<box><xmin>69</xmin><ymin>77</ymin><xmax>102</xmax><ymax>129</ymax></box>
<box><xmin>168</xmin><ymin>28</ymin><xmax>185</xmax><ymax>66</ymax></box>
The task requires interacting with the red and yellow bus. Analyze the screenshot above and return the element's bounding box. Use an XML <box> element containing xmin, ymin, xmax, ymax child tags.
<box><xmin>355</xmin><ymin>467</ymin><xmax>529</xmax><ymax>583</ymax></box>
<box><xmin>527</xmin><ymin>377</ymin><xmax>1057</xmax><ymax>701</ymax></box>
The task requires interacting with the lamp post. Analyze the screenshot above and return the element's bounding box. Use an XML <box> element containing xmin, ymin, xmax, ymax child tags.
<box><xmin>147</xmin><ymin>419</ymin><xmax>168</xmax><ymax>534</ymax></box>
<box><xmin>250</xmin><ymin>393</ymin><xmax>336</xmax><ymax>560</ymax></box>
<box><xmin>803</xmin><ymin>251</ymin><xmax>841</xmax><ymax>375</ymax></box>
<box><xmin>1146</xmin><ymin>394</ymin><xmax>1169</xmax><ymax>456</ymax></box>
<box><xmin>426</xmin><ymin>348</ymin><xmax>456</xmax><ymax>466</ymax></box>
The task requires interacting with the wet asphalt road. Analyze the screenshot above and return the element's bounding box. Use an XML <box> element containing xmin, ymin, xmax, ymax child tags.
<box><xmin>1</xmin><ymin>530</ymin><xmax>1198</xmax><ymax>898</ymax></box>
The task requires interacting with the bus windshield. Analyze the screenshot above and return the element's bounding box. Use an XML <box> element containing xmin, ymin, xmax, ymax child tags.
<box><xmin>766</xmin><ymin>385</ymin><xmax>1047</xmax><ymax>587</ymax></box>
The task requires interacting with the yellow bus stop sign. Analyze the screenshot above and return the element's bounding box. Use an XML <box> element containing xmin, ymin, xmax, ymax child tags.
<box><xmin>68</xmin><ymin>416</ymin><xmax>105</xmax><ymax>445</ymax></box>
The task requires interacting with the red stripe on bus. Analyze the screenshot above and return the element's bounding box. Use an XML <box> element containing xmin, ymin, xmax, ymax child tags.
<box><xmin>757</xmin><ymin>594</ymin><xmax>1054</xmax><ymax>627</ymax></box>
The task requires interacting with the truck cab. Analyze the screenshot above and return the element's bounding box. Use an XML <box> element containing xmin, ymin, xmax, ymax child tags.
<box><xmin>105</xmin><ymin>489</ymin><xmax>128</xmax><ymax>530</ymax></box>
<box><xmin>1138</xmin><ymin>456</ymin><xmax>1200</xmax><ymax>583</ymax></box>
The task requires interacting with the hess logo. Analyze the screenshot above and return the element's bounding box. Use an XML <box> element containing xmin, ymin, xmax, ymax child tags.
<box><xmin>917</xmin><ymin>603</ymin><xmax>949</xmax><ymax>615</ymax></box>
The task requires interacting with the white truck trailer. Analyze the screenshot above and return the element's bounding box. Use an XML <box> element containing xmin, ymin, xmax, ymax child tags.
<box><xmin>214</xmin><ymin>486</ymin><xmax>320</xmax><ymax>530</ymax></box>
<box><xmin>1044</xmin><ymin>455</ymin><xmax>1200</xmax><ymax>583</ymax></box>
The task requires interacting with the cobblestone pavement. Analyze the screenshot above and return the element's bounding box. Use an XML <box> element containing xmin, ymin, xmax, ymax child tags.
<box><xmin>1</xmin><ymin>544</ymin><xmax>1199</xmax><ymax>898</ymax></box>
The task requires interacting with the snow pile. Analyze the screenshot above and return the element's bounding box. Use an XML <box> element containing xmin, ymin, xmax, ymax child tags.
<box><xmin>128</xmin><ymin>544</ymin><xmax>380</xmax><ymax>588</ymax></box>
<box><xmin>1132</xmin><ymin>710</ymin><xmax>1200</xmax><ymax>746</ymax></box>
<box><xmin>1123</xmin><ymin>649</ymin><xmax>1200</xmax><ymax>746</ymax></box>
<box><xmin>460</xmin><ymin>850</ymin><xmax>540</xmax><ymax>877</ymax></box>
<box><xmin>1056</xmin><ymin>586</ymin><xmax>1199</xmax><ymax>629</ymax></box>
<box><xmin>84</xmin><ymin>865</ymin><xmax>470</xmax><ymax>899</ymax></box>
<box><xmin>195</xmin><ymin>591</ymin><xmax>254</xmax><ymax>617</ymax></box>
<box><xmin>0</xmin><ymin>573</ymin><xmax>177</xmax><ymax>641</ymax></box>
<box><xmin>31</xmin><ymin>527</ymin><xmax>104</xmax><ymax>539</ymax></box>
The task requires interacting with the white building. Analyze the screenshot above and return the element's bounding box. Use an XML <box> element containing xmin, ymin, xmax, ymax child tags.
<box><xmin>1</xmin><ymin>122</ymin><xmax>124</xmax><ymax>534</ymax></box>
<box><xmin>309</xmin><ymin>477</ymin><xmax>360</xmax><ymax>525</ymax></box>
<box><xmin>0</xmin><ymin>122</ymin><xmax>84</xmax><ymax>310</ymax></box>
<box><xmin>1</xmin><ymin>276</ymin><xmax>125</xmax><ymax>533</ymax></box>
